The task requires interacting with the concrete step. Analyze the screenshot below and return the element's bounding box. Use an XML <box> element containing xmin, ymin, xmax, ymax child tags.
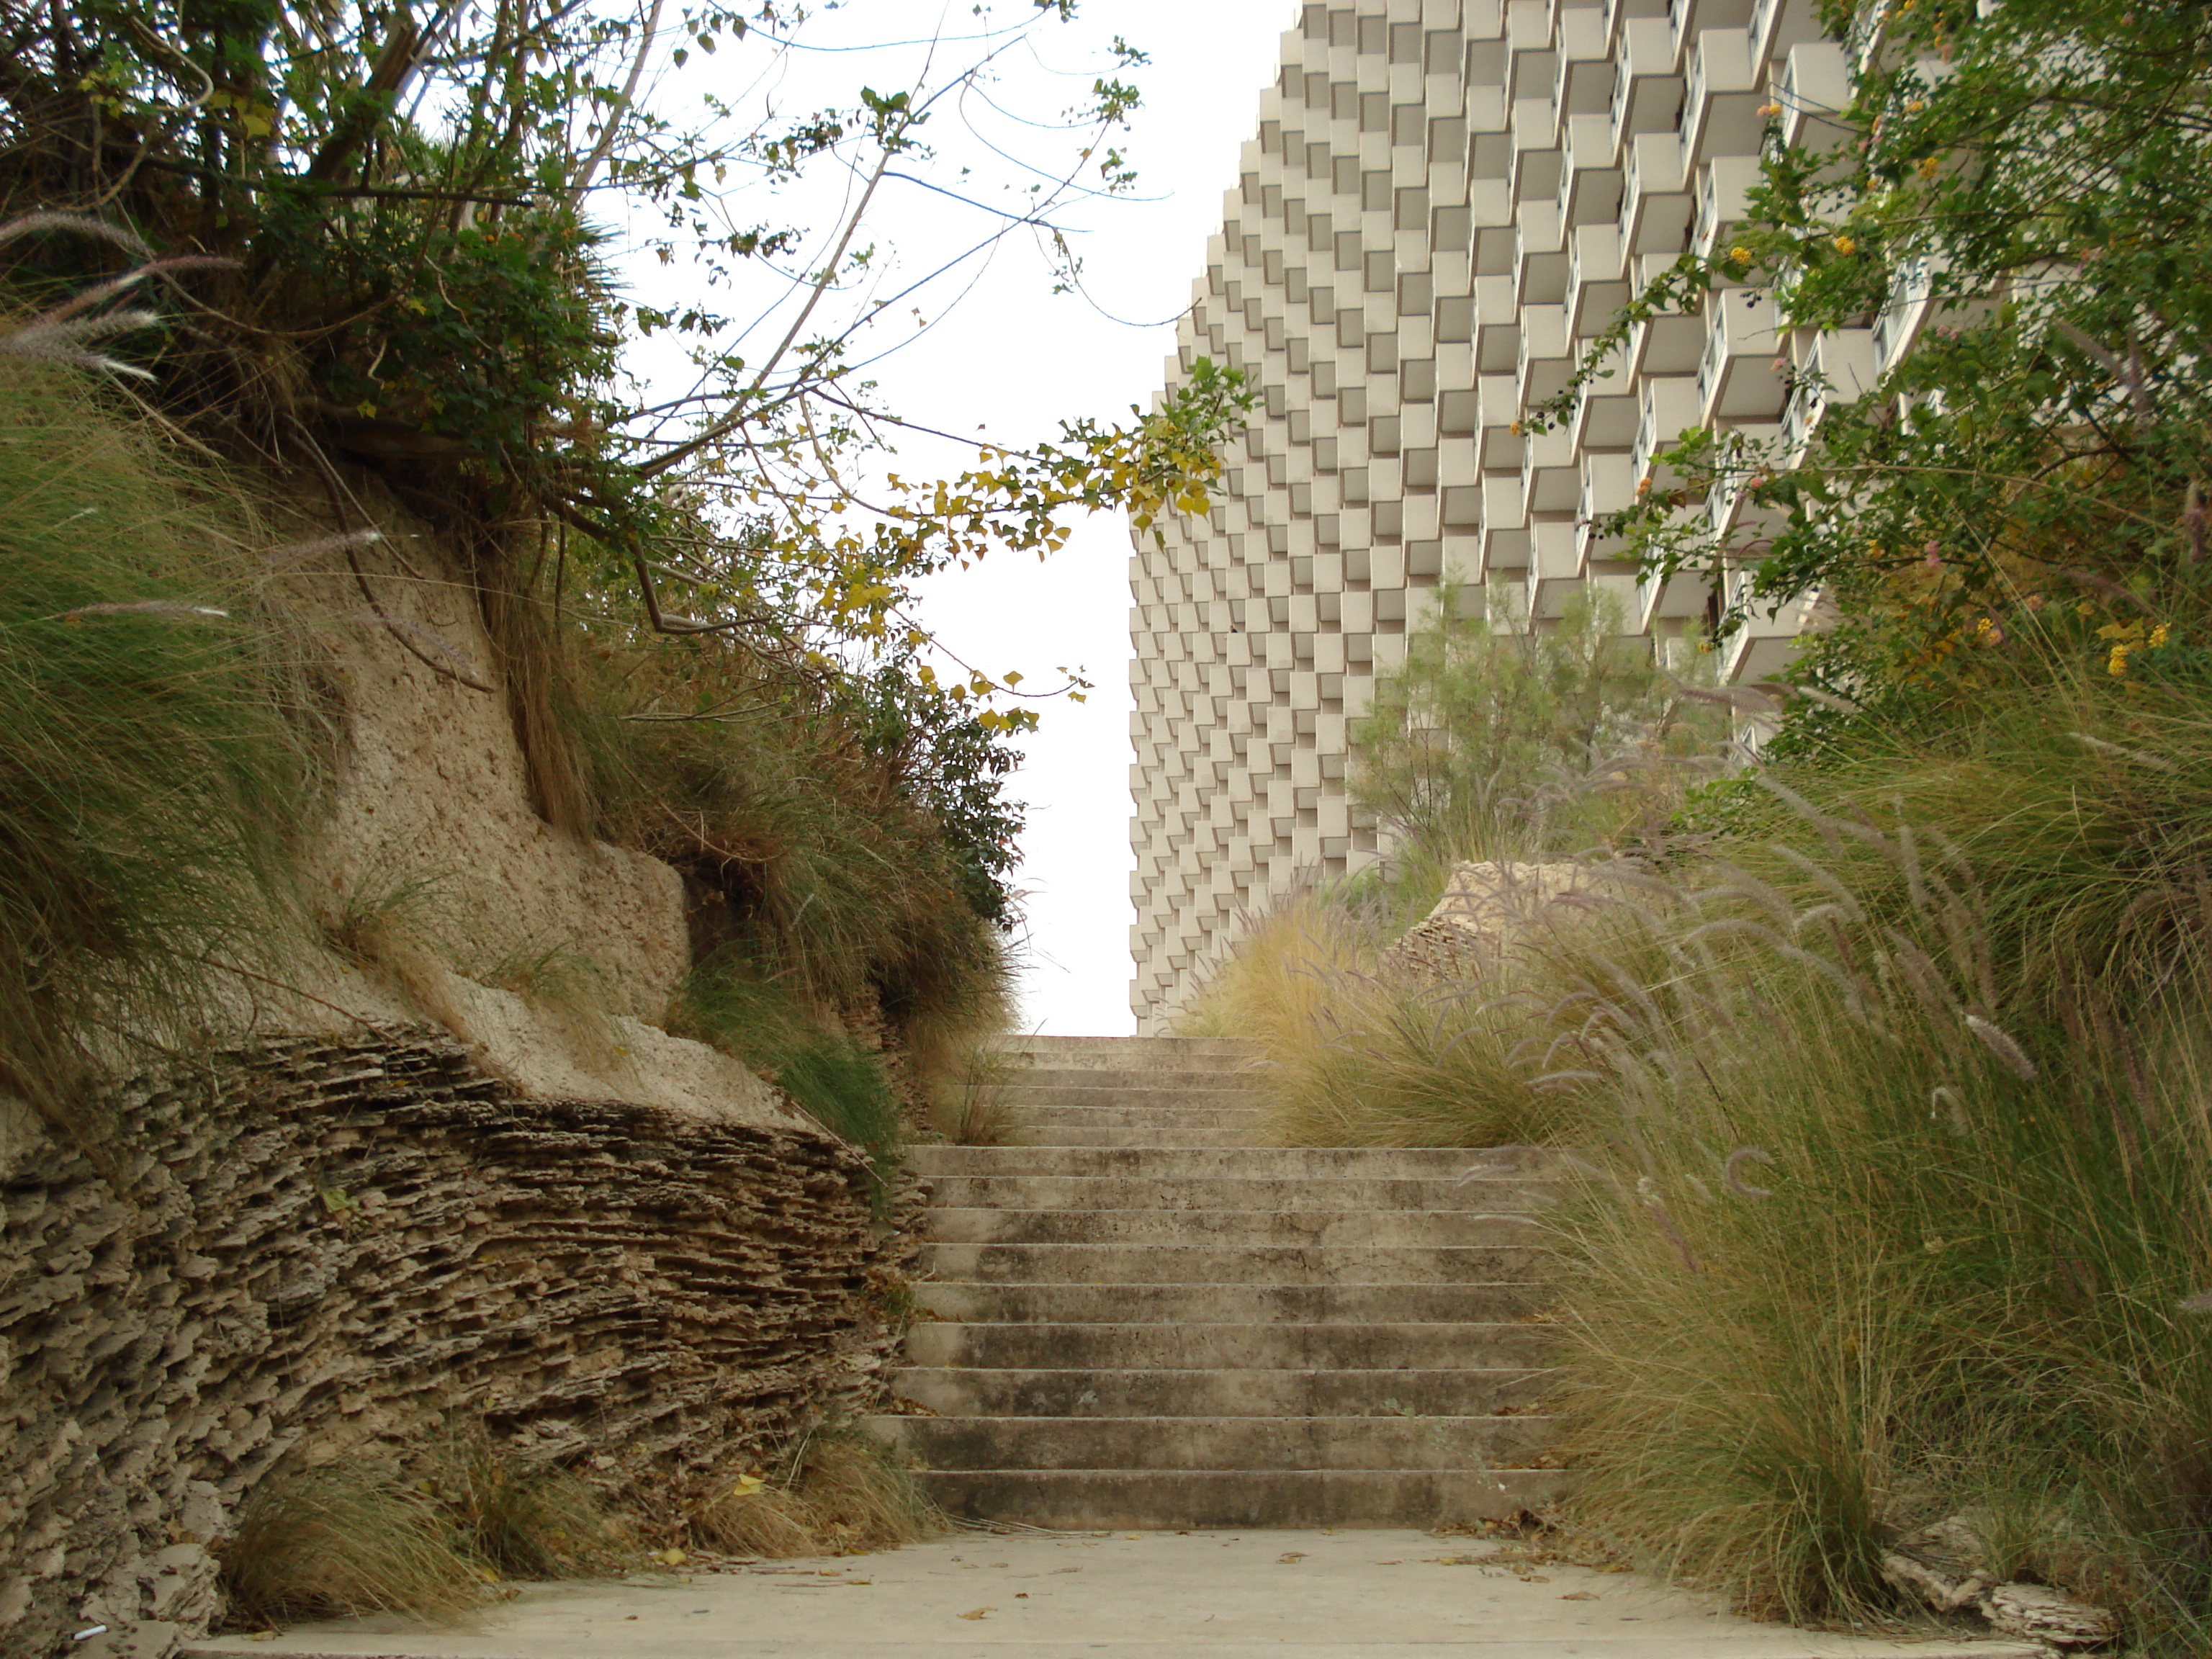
<box><xmin>891</xmin><ymin>1365</ymin><xmax>1553</xmax><ymax>1419</ymax></box>
<box><xmin>914</xmin><ymin>1467</ymin><xmax>1568</xmax><ymax>1530</ymax></box>
<box><xmin>919</xmin><ymin>1241</ymin><xmax>1544</xmax><ymax>1285</ymax></box>
<box><xmin>907</xmin><ymin>1146</ymin><xmax>1518</xmax><ymax>1179</ymax></box>
<box><xmin>922</xmin><ymin>1174</ymin><xmax>1548</xmax><ymax>1213</ymax></box>
<box><xmin>1004</xmin><ymin>1102</ymin><xmax>1267</xmax><ymax>1128</ymax></box>
<box><xmin>871</xmin><ymin>1413</ymin><xmax>1556</xmax><ymax>1472</ymax></box>
<box><xmin>994</xmin><ymin>1125</ymin><xmax>1261</xmax><ymax>1147</ymax></box>
<box><xmin>926</xmin><ymin>1207</ymin><xmax>1544</xmax><ymax>1247</ymax></box>
<box><xmin>999</xmin><ymin>1079</ymin><xmax>1265</xmax><ymax>1106</ymax></box>
<box><xmin>903</xmin><ymin>1320</ymin><xmax>1554</xmax><ymax>1371</ymax></box>
<box><xmin>886</xmin><ymin>1034</ymin><xmax>1563</xmax><ymax>1532</ymax></box>
<box><xmin>993</xmin><ymin>1035</ymin><xmax>1259</xmax><ymax>1064</ymax></box>
<box><xmin>914</xmin><ymin>1280</ymin><xmax>1545</xmax><ymax>1325</ymax></box>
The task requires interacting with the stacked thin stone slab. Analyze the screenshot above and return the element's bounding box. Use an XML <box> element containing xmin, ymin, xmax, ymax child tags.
<box><xmin>871</xmin><ymin>1033</ymin><xmax>1562</xmax><ymax>1529</ymax></box>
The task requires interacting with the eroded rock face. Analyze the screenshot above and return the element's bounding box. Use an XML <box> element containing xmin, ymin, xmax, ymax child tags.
<box><xmin>1978</xmin><ymin>1582</ymin><xmax>2119</xmax><ymax>1647</ymax></box>
<box><xmin>1881</xmin><ymin>1511</ymin><xmax>2121</xmax><ymax>1649</ymax></box>
<box><xmin>1382</xmin><ymin>861</ymin><xmax>1589</xmax><ymax>981</ymax></box>
<box><xmin>0</xmin><ymin>1032</ymin><xmax>919</xmax><ymax>1655</ymax></box>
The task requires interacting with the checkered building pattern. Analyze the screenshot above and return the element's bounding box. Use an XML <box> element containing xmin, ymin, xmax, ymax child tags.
<box><xmin>1126</xmin><ymin>0</ymin><xmax>1917</xmax><ymax>1028</ymax></box>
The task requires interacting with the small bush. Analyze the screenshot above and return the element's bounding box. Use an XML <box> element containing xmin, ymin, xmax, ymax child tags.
<box><xmin>776</xmin><ymin>1037</ymin><xmax>905</xmax><ymax>1164</ymax></box>
<box><xmin>222</xmin><ymin>1435</ymin><xmax>639</xmax><ymax>1624</ymax></box>
<box><xmin>1540</xmin><ymin>802</ymin><xmax>2212</xmax><ymax>1641</ymax></box>
<box><xmin>221</xmin><ymin>1465</ymin><xmax>484</xmax><ymax>1625</ymax></box>
<box><xmin>691</xmin><ymin>1423</ymin><xmax>942</xmax><ymax>1558</ymax></box>
<box><xmin>924</xmin><ymin>1041</ymin><xmax>1025</xmax><ymax>1146</ymax></box>
<box><xmin>673</xmin><ymin>950</ymin><xmax>904</xmax><ymax>1194</ymax></box>
<box><xmin>582</xmin><ymin>634</ymin><xmax>1018</xmax><ymax>1047</ymax></box>
<box><xmin>422</xmin><ymin>1427</ymin><xmax>635</xmax><ymax>1580</ymax></box>
<box><xmin>1353</xmin><ymin>585</ymin><xmax>1725</xmax><ymax>863</ymax></box>
<box><xmin>1177</xmin><ymin>887</ymin><xmax>1578</xmax><ymax>1148</ymax></box>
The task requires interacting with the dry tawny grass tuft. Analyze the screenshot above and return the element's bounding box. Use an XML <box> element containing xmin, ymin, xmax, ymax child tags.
<box><xmin>221</xmin><ymin>1465</ymin><xmax>485</xmax><ymax>1624</ymax></box>
<box><xmin>692</xmin><ymin>1425</ymin><xmax>943</xmax><ymax>1558</ymax></box>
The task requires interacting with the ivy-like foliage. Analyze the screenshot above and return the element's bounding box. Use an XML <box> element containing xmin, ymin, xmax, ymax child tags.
<box><xmin>1529</xmin><ymin>0</ymin><xmax>2212</xmax><ymax>719</ymax></box>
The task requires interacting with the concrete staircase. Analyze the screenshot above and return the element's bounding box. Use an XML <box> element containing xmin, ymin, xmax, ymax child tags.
<box><xmin>871</xmin><ymin>1034</ymin><xmax>1564</xmax><ymax>1529</ymax></box>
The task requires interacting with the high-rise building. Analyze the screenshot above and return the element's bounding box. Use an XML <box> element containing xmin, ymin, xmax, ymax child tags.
<box><xmin>1128</xmin><ymin>0</ymin><xmax>1873</xmax><ymax>1029</ymax></box>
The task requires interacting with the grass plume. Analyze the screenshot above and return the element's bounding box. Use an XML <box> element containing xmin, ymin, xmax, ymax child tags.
<box><xmin>0</xmin><ymin>355</ymin><xmax>310</xmax><ymax>1140</ymax></box>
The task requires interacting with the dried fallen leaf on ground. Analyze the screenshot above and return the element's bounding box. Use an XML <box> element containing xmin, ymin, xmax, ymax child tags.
<box><xmin>957</xmin><ymin>1607</ymin><xmax>993</xmax><ymax>1620</ymax></box>
<box><xmin>1278</xmin><ymin>1551</ymin><xmax>1308</xmax><ymax>1563</ymax></box>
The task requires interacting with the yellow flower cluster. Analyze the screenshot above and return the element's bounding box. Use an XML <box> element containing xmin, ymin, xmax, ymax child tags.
<box><xmin>2095</xmin><ymin>619</ymin><xmax>2175</xmax><ymax>678</ymax></box>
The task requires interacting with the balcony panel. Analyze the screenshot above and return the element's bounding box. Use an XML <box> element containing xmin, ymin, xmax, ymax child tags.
<box><xmin>1752</xmin><ymin>0</ymin><xmax>1828</xmax><ymax>62</ymax></box>
<box><xmin>1627</xmin><ymin>310</ymin><xmax>1706</xmax><ymax>377</ymax></box>
<box><xmin>1637</xmin><ymin>567</ymin><xmax>1715</xmax><ymax>633</ymax></box>
<box><xmin>1632</xmin><ymin>375</ymin><xmax>1704</xmax><ymax>483</ymax></box>
<box><xmin>1483</xmin><ymin>522</ymin><xmax>1534</xmax><ymax>572</ymax></box>
<box><xmin>1580</xmin><ymin>450</ymin><xmax>1641</xmax><ymax>565</ymax></box>
<box><xmin>1609</xmin><ymin>18</ymin><xmax>1683</xmax><ymax>145</ymax></box>
<box><xmin>1697</xmin><ymin>287</ymin><xmax>1786</xmax><ymax>422</ymax></box>
<box><xmin>1691</xmin><ymin>154</ymin><xmax>1764</xmax><ymax>261</ymax></box>
<box><xmin>1619</xmin><ymin>131</ymin><xmax>1692</xmax><ymax>253</ymax></box>
<box><xmin>1521</xmin><ymin>428</ymin><xmax>1581</xmax><ymax>516</ymax></box>
<box><xmin>1776</xmin><ymin>41</ymin><xmax>1852</xmax><ymax>152</ymax></box>
<box><xmin>1671</xmin><ymin>0</ymin><xmax>1757</xmax><ymax>67</ymax></box>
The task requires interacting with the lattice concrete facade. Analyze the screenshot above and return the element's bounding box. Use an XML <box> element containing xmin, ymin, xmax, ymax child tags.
<box><xmin>1129</xmin><ymin>0</ymin><xmax>1893</xmax><ymax>1028</ymax></box>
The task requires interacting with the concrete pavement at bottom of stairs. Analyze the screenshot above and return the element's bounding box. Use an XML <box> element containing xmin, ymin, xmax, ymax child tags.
<box><xmin>183</xmin><ymin>1529</ymin><xmax>2043</xmax><ymax>1659</ymax></box>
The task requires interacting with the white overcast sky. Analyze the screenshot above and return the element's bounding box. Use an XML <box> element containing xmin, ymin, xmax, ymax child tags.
<box><xmin>619</xmin><ymin>1</ymin><xmax>1295</xmax><ymax>1033</ymax></box>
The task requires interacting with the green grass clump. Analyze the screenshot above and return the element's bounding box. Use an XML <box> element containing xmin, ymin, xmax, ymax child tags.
<box><xmin>673</xmin><ymin>951</ymin><xmax>906</xmax><ymax>1192</ymax></box>
<box><xmin>581</xmin><ymin>634</ymin><xmax>1016</xmax><ymax>1055</ymax></box>
<box><xmin>0</xmin><ymin>356</ymin><xmax>307</xmax><ymax>1138</ymax></box>
<box><xmin>222</xmin><ymin>1435</ymin><xmax>638</xmax><ymax>1624</ymax></box>
<box><xmin>1541</xmin><ymin>796</ymin><xmax>2212</xmax><ymax>1641</ymax></box>
<box><xmin>1177</xmin><ymin>891</ymin><xmax>1573</xmax><ymax>1148</ymax></box>
<box><xmin>423</xmin><ymin>1426</ymin><xmax>635</xmax><ymax>1580</ymax></box>
<box><xmin>923</xmin><ymin>1039</ymin><xmax>1025</xmax><ymax>1146</ymax></box>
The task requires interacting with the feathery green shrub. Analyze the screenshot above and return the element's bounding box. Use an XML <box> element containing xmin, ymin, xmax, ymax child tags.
<box><xmin>1352</xmin><ymin>585</ymin><xmax>1726</xmax><ymax>865</ymax></box>
<box><xmin>1545</xmin><ymin>745</ymin><xmax>2212</xmax><ymax>1642</ymax></box>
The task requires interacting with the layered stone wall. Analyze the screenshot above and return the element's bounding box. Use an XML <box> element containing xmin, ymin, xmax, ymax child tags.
<box><xmin>0</xmin><ymin>1030</ymin><xmax>918</xmax><ymax>1655</ymax></box>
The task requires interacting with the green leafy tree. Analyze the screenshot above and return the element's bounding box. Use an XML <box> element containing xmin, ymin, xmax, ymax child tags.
<box><xmin>1531</xmin><ymin>0</ymin><xmax>2212</xmax><ymax>716</ymax></box>
<box><xmin>1352</xmin><ymin>587</ymin><xmax>1724</xmax><ymax>866</ymax></box>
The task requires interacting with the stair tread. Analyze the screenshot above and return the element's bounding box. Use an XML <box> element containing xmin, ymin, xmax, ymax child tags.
<box><xmin>886</xmin><ymin>1035</ymin><xmax>1563</xmax><ymax>1529</ymax></box>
